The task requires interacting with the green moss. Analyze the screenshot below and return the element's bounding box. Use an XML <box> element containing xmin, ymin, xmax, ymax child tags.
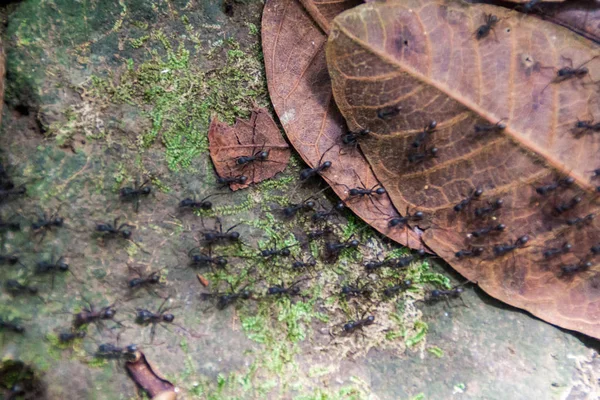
<box><xmin>427</xmin><ymin>346</ymin><xmax>444</xmax><ymax>358</ymax></box>
<box><xmin>406</xmin><ymin>321</ymin><xmax>428</xmax><ymax>347</ymax></box>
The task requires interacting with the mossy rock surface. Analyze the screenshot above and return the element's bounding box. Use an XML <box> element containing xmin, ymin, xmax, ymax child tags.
<box><xmin>0</xmin><ymin>1</ymin><xmax>597</xmax><ymax>399</ymax></box>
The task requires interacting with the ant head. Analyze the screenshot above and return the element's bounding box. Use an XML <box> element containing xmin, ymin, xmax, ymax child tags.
<box><xmin>366</xmin><ymin>315</ymin><xmax>375</xmax><ymax>323</ymax></box>
<box><xmin>14</xmin><ymin>325</ymin><xmax>25</xmax><ymax>333</ymax></box>
<box><xmin>417</xmin><ymin>249</ymin><xmax>426</xmax><ymax>257</ymax></box>
<box><xmin>149</xmin><ymin>274</ymin><xmax>161</xmax><ymax>283</ymax></box>
<box><xmin>403</xmin><ymin>280</ymin><xmax>412</xmax><ymax>287</ymax></box>
<box><xmin>77</xmin><ymin>331</ymin><xmax>86</xmax><ymax>338</ymax></box>
<box><xmin>431</xmin><ymin>289</ymin><xmax>440</xmax><ymax>297</ymax></box>
<box><xmin>215</xmin><ymin>257</ymin><xmax>228</xmax><ymax>267</ymax></box>
<box><xmin>474</xmin><ymin>188</ymin><xmax>483</xmax><ymax>197</ymax></box>
<box><xmin>495</xmin><ymin>199</ymin><xmax>504</xmax><ymax>207</ymax></box>
<box><xmin>375</xmin><ymin>187</ymin><xmax>386</xmax><ymax>195</ymax></box>
<box><xmin>456</xmin><ymin>287</ymin><xmax>465</xmax><ymax>294</ymax></box>
<box><xmin>388</xmin><ymin>218</ymin><xmax>402</xmax><ymax>227</ymax></box>
<box><xmin>430</xmin><ymin>147</ymin><xmax>439</xmax><ymax>156</ymax></box>
<box><xmin>517</xmin><ymin>235</ymin><xmax>529</xmax><ymax>246</ymax></box>
<box><xmin>98</xmin><ymin>343</ymin><xmax>112</xmax><ymax>353</ymax></box>
<box><xmin>322</xmin><ymin>161</ymin><xmax>332</xmax><ymax>169</ymax></box>
<box><xmin>341</xmin><ymin>286</ymin><xmax>351</xmax><ymax>294</ymax></box>
<box><xmin>229</xmin><ymin>231</ymin><xmax>240</xmax><ymax>240</ymax></box>
<box><xmin>581</xmin><ymin>67</ymin><xmax>589</xmax><ymax>74</ymax></box>
<box><xmin>281</xmin><ymin>249</ymin><xmax>291</xmax><ymax>257</ymax></box>
<box><xmin>564</xmin><ymin>243</ymin><xmax>573</xmax><ymax>251</ymax></box>
<box><xmin>28</xmin><ymin>286</ymin><xmax>38</xmax><ymax>294</ymax></box>
<box><xmin>258</xmin><ymin>150</ymin><xmax>269</xmax><ymax>160</ymax></box>
<box><xmin>191</xmin><ymin>254</ymin><xmax>202</xmax><ymax>263</ymax></box>
<box><xmin>122</xmin><ymin>230</ymin><xmax>132</xmax><ymax>239</ymax></box>
<box><xmin>365</xmin><ymin>262</ymin><xmax>377</xmax><ymax>271</ymax></box>
<box><xmin>141</xmin><ymin>186</ymin><xmax>152</xmax><ymax>195</ymax></box>
<box><xmin>54</xmin><ymin>217</ymin><xmax>65</xmax><ymax>226</ymax></box>
<box><xmin>489</xmin><ymin>15</ymin><xmax>499</xmax><ymax>23</ymax></box>
<box><xmin>497</xmin><ymin>121</ymin><xmax>507</xmax><ymax>130</ymax></box>
<box><xmin>496</xmin><ymin>223</ymin><xmax>506</xmax><ymax>231</ymax></box>
<box><xmin>349</xmin><ymin>239</ymin><xmax>359</xmax><ymax>248</ymax></box>
<box><xmin>240</xmin><ymin>290</ymin><xmax>251</xmax><ymax>299</ymax></box>
<box><xmin>58</xmin><ymin>262</ymin><xmax>69</xmax><ymax>271</ymax></box>
<box><xmin>359</xmin><ymin>129</ymin><xmax>370</xmax><ymax>136</ymax></box>
<box><xmin>334</xmin><ymin>201</ymin><xmax>345</xmax><ymax>211</ymax></box>
<box><xmin>163</xmin><ymin>314</ymin><xmax>175</xmax><ymax>323</ymax></box>
<box><xmin>474</xmin><ymin>247</ymin><xmax>484</xmax><ymax>255</ymax></box>
<box><xmin>343</xmin><ymin>322</ymin><xmax>354</xmax><ymax>332</ymax></box>
<box><xmin>238</xmin><ymin>175</ymin><xmax>248</xmax><ymax>184</ymax></box>
<box><xmin>414</xmin><ymin>211</ymin><xmax>424</xmax><ymax>220</ymax></box>
<box><xmin>102</xmin><ymin>307</ymin><xmax>116</xmax><ymax>319</ymax></box>
<box><xmin>201</xmin><ymin>201</ymin><xmax>212</xmax><ymax>210</ymax></box>
<box><xmin>427</xmin><ymin>120</ymin><xmax>437</xmax><ymax>130</ymax></box>
<box><xmin>290</xmin><ymin>286</ymin><xmax>301</xmax><ymax>295</ymax></box>
<box><xmin>283</xmin><ymin>206</ymin><xmax>295</xmax><ymax>217</ymax></box>
<box><xmin>126</xmin><ymin>344</ymin><xmax>138</xmax><ymax>353</ymax></box>
<box><xmin>7</xmin><ymin>255</ymin><xmax>19</xmax><ymax>264</ymax></box>
<box><xmin>305</xmin><ymin>200</ymin><xmax>316</xmax><ymax>209</ymax></box>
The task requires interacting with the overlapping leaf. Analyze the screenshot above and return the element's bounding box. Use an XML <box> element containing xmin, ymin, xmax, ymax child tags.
<box><xmin>327</xmin><ymin>0</ymin><xmax>600</xmax><ymax>338</ymax></box>
<box><xmin>262</xmin><ymin>0</ymin><xmax>423</xmax><ymax>249</ymax></box>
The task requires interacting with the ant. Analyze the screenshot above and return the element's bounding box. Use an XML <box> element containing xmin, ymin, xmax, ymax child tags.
<box><xmin>0</xmin><ymin>254</ymin><xmax>22</xmax><ymax>266</ymax></box>
<box><xmin>96</xmin><ymin>217</ymin><xmax>134</xmax><ymax>239</ymax></box>
<box><xmin>0</xmin><ymin>186</ymin><xmax>25</xmax><ymax>202</ymax></box>
<box><xmin>553</xmin><ymin>196</ymin><xmax>582</xmax><ymax>215</ymax></box>
<box><xmin>395</xmin><ymin>252</ymin><xmax>425</xmax><ymax>269</ymax></box>
<box><xmin>454</xmin><ymin>187</ymin><xmax>483</xmax><ymax>212</ymax></box>
<box><xmin>424</xmin><ymin>286</ymin><xmax>465</xmax><ymax>305</ymax></box>
<box><xmin>341</xmin><ymin>129</ymin><xmax>370</xmax><ymax>147</ymax></box>
<box><xmin>558</xmin><ymin>260</ymin><xmax>593</xmax><ymax>278</ymax></box>
<box><xmin>474</xmin><ymin>120</ymin><xmax>506</xmax><ymax>135</ymax></box>
<box><xmin>364</xmin><ymin>257</ymin><xmax>398</xmax><ymax>272</ymax></box>
<box><xmin>31</xmin><ymin>209</ymin><xmax>64</xmax><ymax>241</ymax></box>
<box><xmin>134</xmin><ymin>297</ymin><xmax>189</xmax><ymax>343</ymax></box>
<box><xmin>200</xmin><ymin>284</ymin><xmax>252</xmax><ymax>310</ymax></box>
<box><xmin>291</xmin><ymin>257</ymin><xmax>317</xmax><ymax>271</ymax></box>
<box><xmin>324</xmin><ymin>237</ymin><xmax>359</xmax><ymax>260</ymax></box>
<box><xmin>573</xmin><ymin>120</ymin><xmax>600</xmax><ymax>138</ymax></box>
<box><xmin>58</xmin><ymin>330</ymin><xmax>86</xmax><ymax>343</ymax></box>
<box><xmin>411</xmin><ymin>121</ymin><xmax>437</xmax><ymax>148</ymax></box>
<box><xmin>312</xmin><ymin>202</ymin><xmax>345</xmax><ymax>224</ymax></box>
<box><xmin>338</xmin><ymin>173</ymin><xmax>387</xmax><ymax>213</ymax></box>
<box><xmin>566</xmin><ymin>214</ymin><xmax>594</xmax><ymax>228</ymax></box>
<box><xmin>200</xmin><ymin>219</ymin><xmax>241</xmax><ymax>246</ymax></box>
<box><xmin>455</xmin><ymin>247</ymin><xmax>485</xmax><ymax>259</ymax></box>
<box><xmin>474</xmin><ymin>14</ymin><xmax>498</xmax><ymax>41</ymax></box>
<box><xmin>216</xmin><ymin>175</ymin><xmax>248</xmax><ymax>188</ymax></box>
<box><xmin>282</xmin><ymin>197</ymin><xmax>317</xmax><ymax>218</ymax></box>
<box><xmin>589</xmin><ymin>168</ymin><xmax>600</xmax><ymax>179</ymax></box>
<box><xmin>493</xmin><ymin>235</ymin><xmax>529</xmax><ymax>257</ymax></box>
<box><xmin>341</xmin><ymin>315</ymin><xmax>375</xmax><ymax>336</ymax></box>
<box><xmin>307</xmin><ymin>226</ymin><xmax>334</xmax><ymax>241</ymax></box>
<box><xmin>5</xmin><ymin>280</ymin><xmax>39</xmax><ymax>296</ymax></box>
<box><xmin>0</xmin><ymin>217</ymin><xmax>20</xmax><ymax>232</ymax></box>
<box><xmin>120</xmin><ymin>179</ymin><xmax>151</xmax><ymax>213</ymax></box>
<box><xmin>383</xmin><ymin>280</ymin><xmax>412</xmax><ymax>298</ymax></box>
<box><xmin>377</xmin><ymin>105</ymin><xmax>402</xmax><ymax>120</ymax></box>
<box><xmin>73</xmin><ymin>300</ymin><xmax>119</xmax><ymax>329</ymax></box>
<box><xmin>534</xmin><ymin>176</ymin><xmax>574</xmax><ymax>196</ymax></box>
<box><xmin>469</xmin><ymin>223</ymin><xmax>506</xmax><ymax>239</ymax></box>
<box><xmin>178</xmin><ymin>193</ymin><xmax>223</xmax><ymax>211</ymax></box>
<box><xmin>260</xmin><ymin>243</ymin><xmax>296</xmax><ymax>259</ymax></box>
<box><xmin>407</xmin><ymin>146</ymin><xmax>438</xmax><ymax>164</ymax></box>
<box><xmin>266</xmin><ymin>278</ymin><xmax>308</xmax><ymax>298</ymax></box>
<box><xmin>388</xmin><ymin>208</ymin><xmax>424</xmax><ymax>228</ymax></box>
<box><xmin>340</xmin><ymin>280</ymin><xmax>372</xmax><ymax>300</ymax></box>
<box><xmin>541</xmin><ymin>243</ymin><xmax>572</xmax><ymax>260</ymax></box>
<box><xmin>127</xmin><ymin>265</ymin><xmax>164</xmax><ymax>296</ymax></box>
<box><xmin>35</xmin><ymin>254</ymin><xmax>73</xmax><ymax>289</ymax></box>
<box><xmin>188</xmin><ymin>248</ymin><xmax>227</xmax><ymax>269</ymax></box>
<box><xmin>94</xmin><ymin>343</ymin><xmax>138</xmax><ymax>361</ymax></box>
<box><xmin>590</xmin><ymin>244</ymin><xmax>599</xmax><ymax>256</ymax></box>
<box><xmin>474</xmin><ymin>199</ymin><xmax>503</xmax><ymax>218</ymax></box>
<box><xmin>0</xmin><ymin>317</ymin><xmax>25</xmax><ymax>333</ymax></box>
<box><xmin>299</xmin><ymin>151</ymin><xmax>332</xmax><ymax>181</ymax></box>
<box><xmin>542</xmin><ymin>56</ymin><xmax>598</xmax><ymax>92</ymax></box>
<box><xmin>519</xmin><ymin>0</ymin><xmax>541</xmax><ymax>13</ymax></box>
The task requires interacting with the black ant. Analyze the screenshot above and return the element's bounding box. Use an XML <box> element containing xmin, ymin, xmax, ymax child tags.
<box><xmin>341</xmin><ymin>129</ymin><xmax>370</xmax><ymax>147</ymax></box>
<box><xmin>73</xmin><ymin>300</ymin><xmax>119</xmax><ymax>329</ymax></box>
<box><xmin>474</xmin><ymin>199</ymin><xmax>503</xmax><ymax>218</ymax></box>
<box><xmin>94</xmin><ymin>343</ymin><xmax>138</xmax><ymax>361</ymax></box>
<box><xmin>474</xmin><ymin>120</ymin><xmax>506</xmax><ymax>135</ymax></box>
<box><xmin>188</xmin><ymin>248</ymin><xmax>227</xmax><ymax>269</ymax></box>
<box><xmin>58</xmin><ymin>330</ymin><xmax>86</xmax><ymax>343</ymax></box>
<box><xmin>411</xmin><ymin>120</ymin><xmax>437</xmax><ymax>148</ymax></box>
<box><xmin>200</xmin><ymin>218</ymin><xmax>241</xmax><ymax>245</ymax></box>
<box><xmin>0</xmin><ymin>186</ymin><xmax>25</xmax><ymax>202</ymax></box>
<box><xmin>299</xmin><ymin>151</ymin><xmax>332</xmax><ymax>181</ymax></box>
<box><xmin>558</xmin><ymin>260</ymin><xmax>593</xmax><ymax>278</ymax></box>
<box><xmin>340</xmin><ymin>280</ymin><xmax>372</xmax><ymax>299</ymax></box>
<box><xmin>340</xmin><ymin>315</ymin><xmax>375</xmax><ymax>336</ymax></box>
<box><xmin>589</xmin><ymin>168</ymin><xmax>600</xmax><ymax>179</ymax></box>
<box><xmin>388</xmin><ymin>208</ymin><xmax>424</xmax><ymax>228</ymax></box>
<box><xmin>519</xmin><ymin>0</ymin><xmax>541</xmax><ymax>13</ymax></box>
<box><xmin>35</xmin><ymin>254</ymin><xmax>74</xmax><ymax>289</ymax></box>
<box><xmin>266</xmin><ymin>278</ymin><xmax>308</xmax><ymax>297</ymax></box>
<box><xmin>282</xmin><ymin>197</ymin><xmax>317</xmax><ymax>218</ymax></box>
<box><xmin>553</xmin><ymin>196</ymin><xmax>582</xmax><ymax>215</ymax></box>
<box><xmin>216</xmin><ymin>175</ymin><xmax>248</xmax><ymax>188</ymax></box>
<box><xmin>134</xmin><ymin>297</ymin><xmax>193</xmax><ymax>342</ymax></box>
<box><xmin>307</xmin><ymin>226</ymin><xmax>334</xmax><ymax>241</ymax></box>
<box><xmin>200</xmin><ymin>284</ymin><xmax>252</xmax><ymax>310</ymax></box>
<box><xmin>312</xmin><ymin>202</ymin><xmax>345</xmax><ymax>224</ymax></box>
<box><xmin>291</xmin><ymin>257</ymin><xmax>317</xmax><ymax>271</ymax></box>
<box><xmin>0</xmin><ymin>254</ymin><xmax>22</xmax><ymax>266</ymax></box>
<box><xmin>338</xmin><ymin>173</ymin><xmax>386</xmax><ymax>213</ymax></box>
<box><xmin>493</xmin><ymin>235</ymin><xmax>529</xmax><ymax>257</ymax></box>
<box><xmin>566</xmin><ymin>214</ymin><xmax>595</xmax><ymax>228</ymax></box>
<box><xmin>475</xmin><ymin>14</ymin><xmax>498</xmax><ymax>41</ymax></box>
<box><xmin>395</xmin><ymin>252</ymin><xmax>425</xmax><ymax>269</ymax></box>
<box><xmin>364</xmin><ymin>257</ymin><xmax>398</xmax><ymax>272</ymax></box>
<box><xmin>383</xmin><ymin>280</ymin><xmax>412</xmax><ymax>298</ymax></box>
<box><xmin>0</xmin><ymin>217</ymin><xmax>20</xmax><ymax>232</ymax></box>
<box><xmin>534</xmin><ymin>176</ymin><xmax>574</xmax><ymax>196</ymax></box>
<box><xmin>469</xmin><ymin>223</ymin><xmax>506</xmax><ymax>239</ymax></box>
<box><xmin>407</xmin><ymin>146</ymin><xmax>438</xmax><ymax>164</ymax></box>
<box><xmin>454</xmin><ymin>188</ymin><xmax>483</xmax><ymax>212</ymax></box>
<box><xmin>541</xmin><ymin>243</ymin><xmax>572</xmax><ymax>260</ymax></box>
<box><xmin>234</xmin><ymin>149</ymin><xmax>270</xmax><ymax>166</ymax></box>
<box><xmin>424</xmin><ymin>286</ymin><xmax>465</xmax><ymax>305</ymax></box>
<box><xmin>573</xmin><ymin>120</ymin><xmax>600</xmax><ymax>138</ymax></box>
<box><xmin>31</xmin><ymin>209</ymin><xmax>64</xmax><ymax>241</ymax></box>
<box><xmin>127</xmin><ymin>265</ymin><xmax>164</xmax><ymax>296</ymax></box>
<box><xmin>377</xmin><ymin>105</ymin><xmax>402</xmax><ymax>120</ymax></box>
<box><xmin>542</xmin><ymin>56</ymin><xmax>598</xmax><ymax>92</ymax></box>
<box><xmin>120</xmin><ymin>179</ymin><xmax>151</xmax><ymax>213</ymax></box>
<box><xmin>0</xmin><ymin>163</ymin><xmax>14</xmax><ymax>190</ymax></box>
<box><xmin>0</xmin><ymin>317</ymin><xmax>25</xmax><ymax>333</ymax></box>
<box><xmin>96</xmin><ymin>217</ymin><xmax>134</xmax><ymax>239</ymax></box>
<box><xmin>455</xmin><ymin>247</ymin><xmax>485</xmax><ymax>259</ymax></box>
<box><xmin>590</xmin><ymin>244</ymin><xmax>600</xmax><ymax>256</ymax></box>
<box><xmin>178</xmin><ymin>193</ymin><xmax>223</xmax><ymax>211</ymax></box>
<box><xmin>324</xmin><ymin>237</ymin><xmax>359</xmax><ymax>260</ymax></box>
<box><xmin>260</xmin><ymin>243</ymin><xmax>296</xmax><ymax>259</ymax></box>
<box><xmin>5</xmin><ymin>280</ymin><xmax>39</xmax><ymax>296</ymax></box>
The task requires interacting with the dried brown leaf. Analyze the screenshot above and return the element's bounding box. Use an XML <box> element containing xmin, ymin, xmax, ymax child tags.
<box><xmin>327</xmin><ymin>0</ymin><xmax>600</xmax><ymax>338</ymax></box>
<box><xmin>262</xmin><ymin>0</ymin><xmax>423</xmax><ymax>250</ymax></box>
<box><xmin>208</xmin><ymin>107</ymin><xmax>290</xmax><ymax>190</ymax></box>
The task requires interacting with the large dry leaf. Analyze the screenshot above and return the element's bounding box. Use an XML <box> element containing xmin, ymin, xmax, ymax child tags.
<box><xmin>262</xmin><ymin>0</ymin><xmax>423</xmax><ymax>250</ymax></box>
<box><xmin>533</xmin><ymin>0</ymin><xmax>600</xmax><ymax>44</ymax></box>
<box><xmin>327</xmin><ymin>0</ymin><xmax>600</xmax><ymax>338</ymax></box>
<box><xmin>208</xmin><ymin>107</ymin><xmax>290</xmax><ymax>190</ymax></box>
